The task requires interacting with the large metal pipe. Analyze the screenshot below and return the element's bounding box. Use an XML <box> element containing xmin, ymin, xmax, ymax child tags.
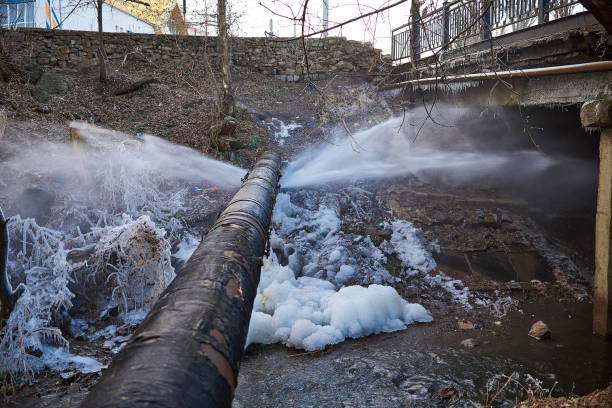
<box><xmin>384</xmin><ymin>60</ymin><xmax>612</xmax><ymax>89</ymax></box>
<box><xmin>80</xmin><ymin>152</ymin><xmax>282</xmax><ymax>408</ymax></box>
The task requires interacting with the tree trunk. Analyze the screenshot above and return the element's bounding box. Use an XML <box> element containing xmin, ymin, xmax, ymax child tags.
<box><xmin>97</xmin><ymin>0</ymin><xmax>107</xmax><ymax>82</ymax></box>
<box><xmin>217</xmin><ymin>0</ymin><xmax>234</xmax><ymax>117</ymax></box>
<box><xmin>0</xmin><ymin>207</ymin><xmax>23</xmax><ymax>322</ymax></box>
<box><xmin>80</xmin><ymin>152</ymin><xmax>281</xmax><ymax>408</ymax></box>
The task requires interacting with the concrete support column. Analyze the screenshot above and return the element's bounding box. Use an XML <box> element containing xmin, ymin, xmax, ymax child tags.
<box><xmin>581</xmin><ymin>99</ymin><xmax>612</xmax><ymax>337</ymax></box>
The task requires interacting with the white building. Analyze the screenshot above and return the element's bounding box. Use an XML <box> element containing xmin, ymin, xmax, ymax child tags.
<box><xmin>0</xmin><ymin>0</ymin><xmax>154</xmax><ymax>33</ymax></box>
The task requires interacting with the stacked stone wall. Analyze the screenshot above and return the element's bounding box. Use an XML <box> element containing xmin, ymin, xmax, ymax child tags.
<box><xmin>1</xmin><ymin>28</ymin><xmax>389</xmax><ymax>81</ymax></box>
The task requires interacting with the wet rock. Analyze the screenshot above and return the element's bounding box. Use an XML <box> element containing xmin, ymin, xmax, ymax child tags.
<box><xmin>32</xmin><ymin>71</ymin><xmax>68</xmax><ymax>103</ymax></box>
<box><xmin>60</xmin><ymin>371</ymin><xmax>78</xmax><ymax>383</ymax></box>
<box><xmin>436</xmin><ymin>385</ymin><xmax>459</xmax><ymax>403</ymax></box>
<box><xmin>209</xmin><ymin>116</ymin><xmax>242</xmax><ymax>151</ymax></box>
<box><xmin>116</xmin><ymin>324</ymin><xmax>131</xmax><ymax>336</ymax></box>
<box><xmin>528</xmin><ymin>320</ymin><xmax>551</xmax><ymax>340</ymax></box>
<box><xmin>373</xmin><ymin>366</ymin><xmax>390</xmax><ymax>378</ymax></box>
<box><xmin>461</xmin><ymin>338</ymin><xmax>479</xmax><ymax>348</ymax></box>
<box><xmin>457</xmin><ymin>320</ymin><xmax>475</xmax><ymax>330</ymax></box>
<box><xmin>102</xmin><ymin>340</ymin><xmax>114</xmax><ymax>350</ymax></box>
<box><xmin>25</xmin><ymin>347</ymin><xmax>43</xmax><ymax>358</ymax></box>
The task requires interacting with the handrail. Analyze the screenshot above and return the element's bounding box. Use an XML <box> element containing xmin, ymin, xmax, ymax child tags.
<box><xmin>391</xmin><ymin>0</ymin><xmax>586</xmax><ymax>62</ymax></box>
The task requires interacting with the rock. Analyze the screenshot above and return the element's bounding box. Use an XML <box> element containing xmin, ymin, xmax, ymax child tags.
<box><xmin>528</xmin><ymin>320</ymin><xmax>551</xmax><ymax>340</ymax></box>
<box><xmin>25</xmin><ymin>347</ymin><xmax>43</xmax><ymax>358</ymax></box>
<box><xmin>461</xmin><ymin>338</ymin><xmax>479</xmax><ymax>348</ymax></box>
<box><xmin>458</xmin><ymin>320</ymin><xmax>475</xmax><ymax>330</ymax></box>
<box><xmin>116</xmin><ymin>324</ymin><xmax>131</xmax><ymax>336</ymax></box>
<box><xmin>0</xmin><ymin>57</ymin><xmax>18</xmax><ymax>82</ymax></box>
<box><xmin>102</xmin><ymin>340</ymin><xmax>114</xmax><ymax>350</ymax></box>
<box><xmin>60</xmin><ymin>371</ymin><xmax>78</xmax><ymax>383</ymax></box>
<box><xmin>32</xmin><ymin>71</ymin><xmax>68</xmax><ymax>103</ymax></box>
<box><xmin>209</xmin><ymin>116</ymin><xmax>242</xmax><ymax>151</ymax></box>
<box><xmin>436</xmin><ymin>385</ymin><xmax>459</xmax><ymax>402</ymax></box>
<box><xmin>23</xmin><ymin>64</ymin><xmax>44</xmax><ymax>84</ymax></box>
<box><xmin>0</xmin><ymin>108</ymin><xmax>6</xmax><ymax>140</ymax></box>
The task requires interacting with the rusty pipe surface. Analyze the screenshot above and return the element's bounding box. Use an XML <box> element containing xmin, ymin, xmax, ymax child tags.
<box><xmin>384</xmin><ymin>60</ymin><xmax>612</xmax><ymax>89</ymax></box>
<box><xmin>80</xmin><ymin>152</ymin><xmax>282</xmax><ymax>408</ymax></box>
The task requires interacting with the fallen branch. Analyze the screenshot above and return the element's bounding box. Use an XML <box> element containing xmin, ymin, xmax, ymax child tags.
<box><xmin>113</xmin><ymin>78</ymin><xmax>158</xmax><ymax>96</ymax></box>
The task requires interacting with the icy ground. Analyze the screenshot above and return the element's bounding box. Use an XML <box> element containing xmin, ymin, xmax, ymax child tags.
<box><xmin>264</xmin><ymin>118</ymin><xmax>302</xmax><ymax>146</ymax></box>
<box><xmin>245</xmin><ymin>190</ymin><xmax>511</xmax><ymax>351</ymax></box>
<box><xmin>0</xmin><ymin>124</ymin><xmax>242</xmax><ymax>377</ymax></box>
<box><xmin>172</xmin><ymin>188</ymin><xmax>503</xmax><ymax>352</ymax></box>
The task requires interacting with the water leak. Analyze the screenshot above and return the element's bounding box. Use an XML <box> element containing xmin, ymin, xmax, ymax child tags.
<box><xmin>282</xmin><ymin>118</ymin><xmax>555</xmax><ymax>188</ymax></box>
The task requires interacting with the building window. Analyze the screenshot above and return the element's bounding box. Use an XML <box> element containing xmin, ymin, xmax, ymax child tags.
<box><xmin>0</xmin><ymin>0</ymin><xmax>35</xmax><ymax>28</ymax></box>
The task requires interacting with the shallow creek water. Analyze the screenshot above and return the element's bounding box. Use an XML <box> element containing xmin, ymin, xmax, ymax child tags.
<box><xmin>234</xmin><ymin>300</ymin><xmax>611</xmax><ymax>407</ymax></box>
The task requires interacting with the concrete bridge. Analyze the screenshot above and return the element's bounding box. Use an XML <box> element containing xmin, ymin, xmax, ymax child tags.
<box><xmin>388</xmin><ymin>1</ymin><xmax>612</xmax><ymax>337</ymax></box>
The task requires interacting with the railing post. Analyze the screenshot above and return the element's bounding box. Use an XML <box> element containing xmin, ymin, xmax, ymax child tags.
<box><xmin>391</xmin><ymin>29</ymin><xmax>396</xmax><ymax>60</ymax></box>
<box><xmin>482</xmin><ymin>0</ymin><xmax>492</xmax><ymax>41</ymax></box>
<box><xmin>411</xmin><ymin>9</ymin><xmax>421</xmax><ymax>61</ymax></box>
<box><xmin>538</xmin><ymin>0</ymin><xmax>550</xmax><ymax>24</ymax></box>
<box><xmin>442</xmin><ymin>1</ymin><xmax>449</xmax><ymax>51</ymax></box>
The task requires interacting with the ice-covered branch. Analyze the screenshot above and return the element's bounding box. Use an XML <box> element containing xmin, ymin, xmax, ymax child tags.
<box><xmin>0</xmin><ymin>206</ymin><xmax>24</xmax><ymax>321</ymax></box>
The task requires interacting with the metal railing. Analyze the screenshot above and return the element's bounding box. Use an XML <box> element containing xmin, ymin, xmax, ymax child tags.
<box><xmin>391</xmin><ymin>0</ymin><xmax>585</xmax><ymax>62</ymax></box>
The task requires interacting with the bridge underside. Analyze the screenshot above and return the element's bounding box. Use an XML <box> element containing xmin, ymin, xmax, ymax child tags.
<box><xmin>409</xmin><ymin>70</ymin><xmax>612</xmax><ymax>107</ymax></box>
<box><xmin>390</xmin><ymin>12</ymin><xmax>612</xmax><ymax>337</ymax></box>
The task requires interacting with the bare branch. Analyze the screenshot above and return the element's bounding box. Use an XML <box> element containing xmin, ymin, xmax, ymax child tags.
<box><xmin>274</xmin><ymin>0</ymin><xmax>409</xmax><ymax>42</ymax></box>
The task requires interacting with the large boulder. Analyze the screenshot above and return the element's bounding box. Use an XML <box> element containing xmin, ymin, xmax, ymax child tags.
<box><xmin>32</xmin><ymin>71</ymin><xmax>68</xmax><ymax>103</ymax></box>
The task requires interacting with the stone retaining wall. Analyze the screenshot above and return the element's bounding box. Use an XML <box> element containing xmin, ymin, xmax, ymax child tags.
<box><xmin>1</xmin><ymin>28</ymin><xmax>389</xmax><ymax>81</ymax></box>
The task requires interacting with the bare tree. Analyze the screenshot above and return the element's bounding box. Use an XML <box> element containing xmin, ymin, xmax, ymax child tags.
<box><xmin>75</xmin><ymin>0</ymin><xmax>150</xmax><ymax>82</ymax></box>
<box><xmin>217</xmin><ymin>0</ymin><xmax>234</xmax><ymax>117</ymax></box>
<box><xmin>96</xmin><ymin>0</ymin><xmax>107</xmax><ymax>81</ymax></box>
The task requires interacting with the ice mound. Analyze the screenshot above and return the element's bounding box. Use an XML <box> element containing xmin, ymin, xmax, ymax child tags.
<box><xmin>270</xmin><ymin>192</ymin><xmax>393</xmax><ymax>286</ymax></box>
<box><xmin>381</xmin><ymin>220</ymin><xmax>438</xmax><ymax>276</ymax></box>
<box><xmin>246</xmin><ymin>253</ymin><xmax>432</xmax><ymax>351</ymax></box>
<box><xmin>89</xmin><ymin>215</ymin><xmax>175</xmax><ymax>312</ymax></box>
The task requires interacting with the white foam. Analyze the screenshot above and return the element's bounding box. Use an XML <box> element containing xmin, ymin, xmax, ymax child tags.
<box><xmin>246</xmin><ymin>252</ymin><xmax>432</xmax><ymax>351</ymax></box>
